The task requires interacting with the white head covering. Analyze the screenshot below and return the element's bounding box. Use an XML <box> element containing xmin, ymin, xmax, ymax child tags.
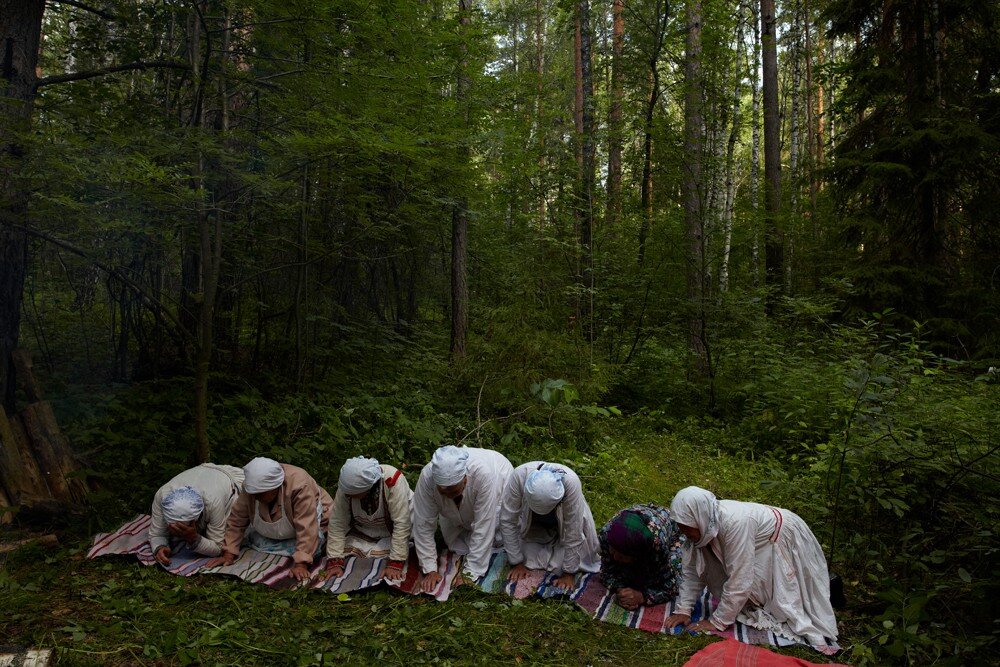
<box><xmin>670</xmin><ymin>486</ymin><xmax>720</xmax><ymax>548</ymax></box>
<box><xmin>243</xmin><ymin>457</ymin><xmax>286</xmax><ymax>494</ymax></box>
<box><xmin>339</xmin><ymin>456</ymin><xmax>382</xmax><ymax>494</ymax></box>
<box><xmin>431</xmin><ymin>446</ymin><xmax>469</xmax><ymax>487</ymax></box>
<box><xmin>524</xmin><ymin>464</ymin><xmax>566</xmax><ymax>514</ymax></box>
<box><xmin>161</xmin><ymin>486</ymin><xmax>204</xmax><ymax>523</ymax></box>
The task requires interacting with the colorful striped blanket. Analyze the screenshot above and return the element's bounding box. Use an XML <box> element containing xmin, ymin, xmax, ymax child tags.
<box><xmin>88</xmin><ymin>515</ymin><xmax>840</xmax><ymax>655</ymax></box>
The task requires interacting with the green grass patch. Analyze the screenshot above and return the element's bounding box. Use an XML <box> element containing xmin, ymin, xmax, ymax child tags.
<box><xmin>0</xmin><ymin>422</ymin><xmax>848</xmax><ymax>666</ymax></box>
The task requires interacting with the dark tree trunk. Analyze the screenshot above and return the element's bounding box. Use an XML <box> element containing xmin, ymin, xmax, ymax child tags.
<box><xmin>577</xmin><ymin>0</ymin><xmax>595</xmax><ymax>337</ymax></box>
<box><xmin>684</xmin><ymin>0</ymin><xmax>708</xmax><ymax>373</ymax></box>
<box><xmin>0</xmin><ymin>0</ymin><xmax>45</xmax><ymax>414</ymax></box>
<box><xmin>761</xmin><ymin>0</ymin><xmax>784</xmax><ymax>311</ymax></box>
<box><xmin>450</xmin><ymin>0</ymin><xmax>471</xmax><ymax>358</ymax></box>
<box><xmin>604</xmin><ymin>0</ymin><xmax>624</xmax><ymax>229</ymax></box>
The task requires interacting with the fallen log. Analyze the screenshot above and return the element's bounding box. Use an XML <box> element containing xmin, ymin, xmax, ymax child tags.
<box><xmin>0</xmin><ymin>349</ymin><xmax>89</xmax><ymax>522</ymax></box>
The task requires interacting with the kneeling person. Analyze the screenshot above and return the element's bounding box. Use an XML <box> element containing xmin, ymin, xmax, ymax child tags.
<box><xmin>325</xmin><ymin>456</ymin><xmax>413</xmax><ymax>581</ymax></box>
<box><xmin>209</xmin><ymin>457</ymin><xmax>333</xmax><ymax>582</ymax></box>
<box><xmin>150</xmin><ymin>463</ymin><xmax>245</xmax><ymax>566</ymax></box>
<box><xmin>599</xmin><ymin>504</ymin><xmax>685</xmax><ymax>610</ymax></box>
<box><xmin>412</xmin><ymin>445</ymin><xmax>513</xmax><ymax>592</ymax></box>
<box><xmin>500</xmin><ymin>461</ymin><xmax>600</xmax><ymax>590</ymax></box>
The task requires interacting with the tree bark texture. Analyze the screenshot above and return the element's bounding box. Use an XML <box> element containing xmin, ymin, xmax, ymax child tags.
<box><xmin>576</xmin><ymin>0</ymin><xmax>595</xmax><ymax>336</ymax></box>
<box><xmin>0</xmin><ymin>0</ymin><xmax>46</xmax><ymax>414</ymax></box>
<box><xmin>604</xmin><ymin>0</ymin><xmax>624</xmax><ymax>229</ymax></box>
<box><xmin>450</xmin><ymin>0</ymin><xmax>471</xmax><ymax>358</ymax></box>
<box><xmin>761</xmin><ymin>0</ymin><xmax>784</xmax><ymax>311</ymax></box>
<box><xmin>684</xmin><ymin>0</ymin><xmax>708</xmax><ymax>372</ymax></box>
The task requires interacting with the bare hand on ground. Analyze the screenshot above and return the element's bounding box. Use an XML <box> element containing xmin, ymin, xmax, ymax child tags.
<box><xmin>616</xmin><ymin>587</ymin><xmax>643</xmax><ymax>610</ymax></box>
<box><xmin>665</xmin><ymin>613</ymin><xmax>691</xmax><ymax>630</ymax></box>
<box><xmin>421</xmin><ymin>571</ymin><xmax>443</xmax><ymax>593</ymax></box>
<box><xmin>508</xmin><ymin>564</ymin><xmax>532</xmax><ymax>582</ymax></box>
<box><xmin>290</xmin><ymin>563</ymin><xmax>312</xmax><ymax>582</ymax></box>
<box><xmin>154</xmin><ymin>546</ymin><xmax>172</xmax><ymax>566</ymax></box>
<box><xmin>688</xmin><ymin>619</ymin><xmax>717</xmax><ymax>633</ymax></box>
<box><xmin>383</xmin><ymin>564</ymin><xmax>404</xmax><ymax>581</ymax></box>
<box><xmin>205</xmin><ymin>552</ymin><xmax>235</xmax><ymax>569</ymax></box>
<box><xmin>552</xmin><ymin>573</ymin><xmax>576</xmax><ymax>591</ymax></box>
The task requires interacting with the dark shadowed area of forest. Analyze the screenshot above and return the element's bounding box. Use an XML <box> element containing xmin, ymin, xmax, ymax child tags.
<box><xmin>1</xmin><ymin>0</ymin><xmax>998</xmax><ymax>664</ymax></box>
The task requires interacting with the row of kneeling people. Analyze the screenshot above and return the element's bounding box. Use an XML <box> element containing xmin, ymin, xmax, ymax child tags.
<box><xmin>150</xmin><ymin>445</ymin><xmax>838</xmax><ymax>644</ymax></box>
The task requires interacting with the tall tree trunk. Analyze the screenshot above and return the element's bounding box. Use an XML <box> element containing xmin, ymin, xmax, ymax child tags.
<box><xmin>789</xmin><ymin>1</ymin><xmax>802</xmax><ymax>219</ymax></box>
<box><xmin>721</xmin><ymin>10</ymin><xmax>746</xmax><ymax>293</ymax></box>
<box><xmin>576</xmin><ymin>0</ymin><xmax>595</xmax><ymax>339</ymax></box>
<box><xmin>761</xmin><ymin>0</ymin><xmax>784</xmax><ymax>311</ymax></box>
<box><xmin>535</xmin><ymin>0</ymin><xmax>546</xmax><ymax>229</ymax></box>
<box><xmin>604</xmin><ymin>0</ymin><xmax>624</xmax><ymax>229</ymax></box>
<box><xmin>450</xmin><ymin>0</ymin><xmax>471</xmax><ymax>358</ymax></box>
<box><xmin>191</xmin><ymin>2</ymin><xmax>223</xmax><ymax>463</ymax></box>
<box><xmin>638</xmin><ymin>0</ymin><xmax>667</xmax><ymax>267</ymax></box>
<box><xmin>684</xmin><ymin>0</ymin><xmax>708</xmax><ymax>372</ymax></box>
<box><xmin>0</xmin><ymin>0</ymin><xmax>45</xmax><ymax>414</ymax></box>
<box><xmin>750</xmin><ymin>0</ymin><xmax>762</xmax><ymax>286</ymax></box>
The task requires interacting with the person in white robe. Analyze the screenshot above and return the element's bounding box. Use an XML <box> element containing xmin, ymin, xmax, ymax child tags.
<box><xmin>664</xmin><ymin>486</ymin><xmax>839</xmax><ymax>646</ymax></box>
<box><xmin>499</xmin><ymin>461</ymin><xmax>600</xmax><ymax>590</ymax></box>
<box><xmin>149</xmin><ymin>463</ymin><xmax>245</xmax><ymax>566</ymax></box>
<box><xmin>325</xmin><ymin>456</ymin><xmax>413</xmax><ymax>581</ymax></box>
<box><xmin>412</xmin><ymin>445</ymin><xmax>513</xmax><ymax>592</ymax></box>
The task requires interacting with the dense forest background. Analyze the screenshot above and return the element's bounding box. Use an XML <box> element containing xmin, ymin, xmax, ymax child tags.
<box><xmin>1</xmin><ymin>0</ymin><xmax>998</xmax><ymax>664</ymax></box>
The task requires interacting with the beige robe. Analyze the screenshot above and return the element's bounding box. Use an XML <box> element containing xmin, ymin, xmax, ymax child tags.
<box><xmin>222</xmin><ymin>463</ymin><xmax>334</xmax><ymax>565</ymax></box>
<box><xmin>326</xmin><ymin>464</ymin><xmax>413</xmax><ymax>562</ymax></box>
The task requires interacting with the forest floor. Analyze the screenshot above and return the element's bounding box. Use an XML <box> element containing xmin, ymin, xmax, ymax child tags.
<box><xmin>0</xmin><ymin>424</ymin><xmax>858</xmax><ymax>666</ymax></box>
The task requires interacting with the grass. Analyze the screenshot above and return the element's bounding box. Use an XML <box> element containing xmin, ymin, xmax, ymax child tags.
<box><xmin>0</xmin><ymin>419</ymin><xmax>853</xmax><ymax>666</ymax></box>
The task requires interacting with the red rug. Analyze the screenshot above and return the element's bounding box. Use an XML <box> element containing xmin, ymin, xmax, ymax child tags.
<box><xmin>683</xmin><ymin>639</ymin><xmax>850</xmax><ymax>667</ymax></box>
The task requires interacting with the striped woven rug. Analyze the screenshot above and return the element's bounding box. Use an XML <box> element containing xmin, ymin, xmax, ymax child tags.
<box><xmin>474</xmin><ymin>550</ymin><xmax>840</xmax><ymax>656</ymax></box>
<box><xmin>89</xmin><ymin>516</ymin><xmax>840</xmax><ymax>655</ymax></box>
<box><xmin>86</xmin><ymin>514</ymin><xmax>463</xmax><ymax>600</ymax></box>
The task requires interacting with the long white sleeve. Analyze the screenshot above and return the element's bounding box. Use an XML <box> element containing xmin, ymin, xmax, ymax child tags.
<box><xmin>149</xmin><ymin>487</ymin><xmax>169</xmax><ymax>553</ymax></box>
<box><xmin>499</xmin><ymin>469</ymin><xmax>527</xmax><ymax>566</ymax></box>
<box><xmin>411</xmin><ymin>467</ymin><xmax>441</xmax><ymax>574</ymax></box>
<box><xmin>463</xmin><ymin>466</ymin><xmax>506</xmax><ymax>579</ymax></box>
<box><xmin>325</xmin><ymin>489</ymin><xmax>354</xmax><ymax>559</ymax></box>
<box><xmin>674</xmin><ymin>544</ymin><xmax>706</xmax><ymax>615</ymax></box>
<box><xmin>710</xmin><ymin>518</ymin><xmax>757</xmax><ymax>629</ymax></box>
<box><xmin>385</xmin><ymin>471</ymin><xmax>413</xmax><ymax>562</ymax></box>
<box><xmin>558</xmin><ymin>472</ymin><xmax>587</xmax><ymax>574</ymax></box>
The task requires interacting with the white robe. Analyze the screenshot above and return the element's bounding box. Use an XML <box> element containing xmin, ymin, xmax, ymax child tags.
<box><xmin>149</xmin><ymin>463</ymin><xmax>245</xmax><ymax>557</ymax></box>
<box><xmin>412</xmin><ymin>447</ymin><xmax>513</xmax><ymax>578</ymax></box>
<box><xmin>675</xmin><ymin>500</ymin><xmax>838</xmax><ymax>645</ymax></box>
<box><xmin>499</xmin><ymin>462</ymin><xmax>600</xmax><ymax>575</ymax></box>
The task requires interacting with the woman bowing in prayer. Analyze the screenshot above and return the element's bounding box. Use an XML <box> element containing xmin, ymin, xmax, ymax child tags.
<box><xmin>500</xmin><ymin>461</ymin><xmax>600</xmax><ymax>590</ymax></box>
<box><xmin>325</xmin><ymin>456</ymin><xmax>413</xmax><ymax>582</ymax></box>
<box><xmin>150</xmin><ymin>463</ymin><xmax>245</xmax><ymax>566</ymax></box>
<box><xmin>664</xmin><ymin>486</ymin><xmax>838</xmax><ymax>647</ymax></box>
<box><xmin>412</xmin><ymin>445</ymin><xmax>513</xmax><ymax>592</ymax></box>
<box><xmin>599</xmin><ymin>504</ymin><xmax>684</xmax><ymax>610</ymax></box>
<box><xmin>207</xmin><ymin>457</ymin><xmax>334</xmax><ymax>582</ymax></box>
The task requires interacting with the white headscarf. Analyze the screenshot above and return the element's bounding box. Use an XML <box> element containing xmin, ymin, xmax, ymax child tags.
<box><xmin>339</xmin><ymin>456</ymin><xmax>382</xmax><ymax>494</ymax></box>
<box><xmin>524</xmin><ymin>464</ymin><xmax>566</xmax><ymax>514</ymax></box>
<box><xmin>161</xmin><ymin>486</ymin><xmax>204</xmax><ymax>523</ymax></box>
<box><xmin>431</xmin><ymin>446</ymin><xmax>469</xmax><ymax>487</ymax></box>
<box><xmin>670</xmin><ymin>486</ymin><xmax>720</xmax><ymax>548</ymax></box>
<box><xmin>243</xmin><ymin>457</ymin><xmax>286</xmax><ymax>494</ymax></box>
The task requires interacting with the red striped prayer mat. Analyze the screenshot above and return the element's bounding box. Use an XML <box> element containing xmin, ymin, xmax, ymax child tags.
<box><xmin>683</xmin><ymin>639</ymin><xmax>850</xmax><ymax>666</ymax></box>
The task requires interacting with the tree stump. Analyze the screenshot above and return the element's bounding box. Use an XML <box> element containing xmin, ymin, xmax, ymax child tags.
<box><xmin>0</xmin><ymin>349</ymin><xmax>88</xmax><ymax>523</ymax></box>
